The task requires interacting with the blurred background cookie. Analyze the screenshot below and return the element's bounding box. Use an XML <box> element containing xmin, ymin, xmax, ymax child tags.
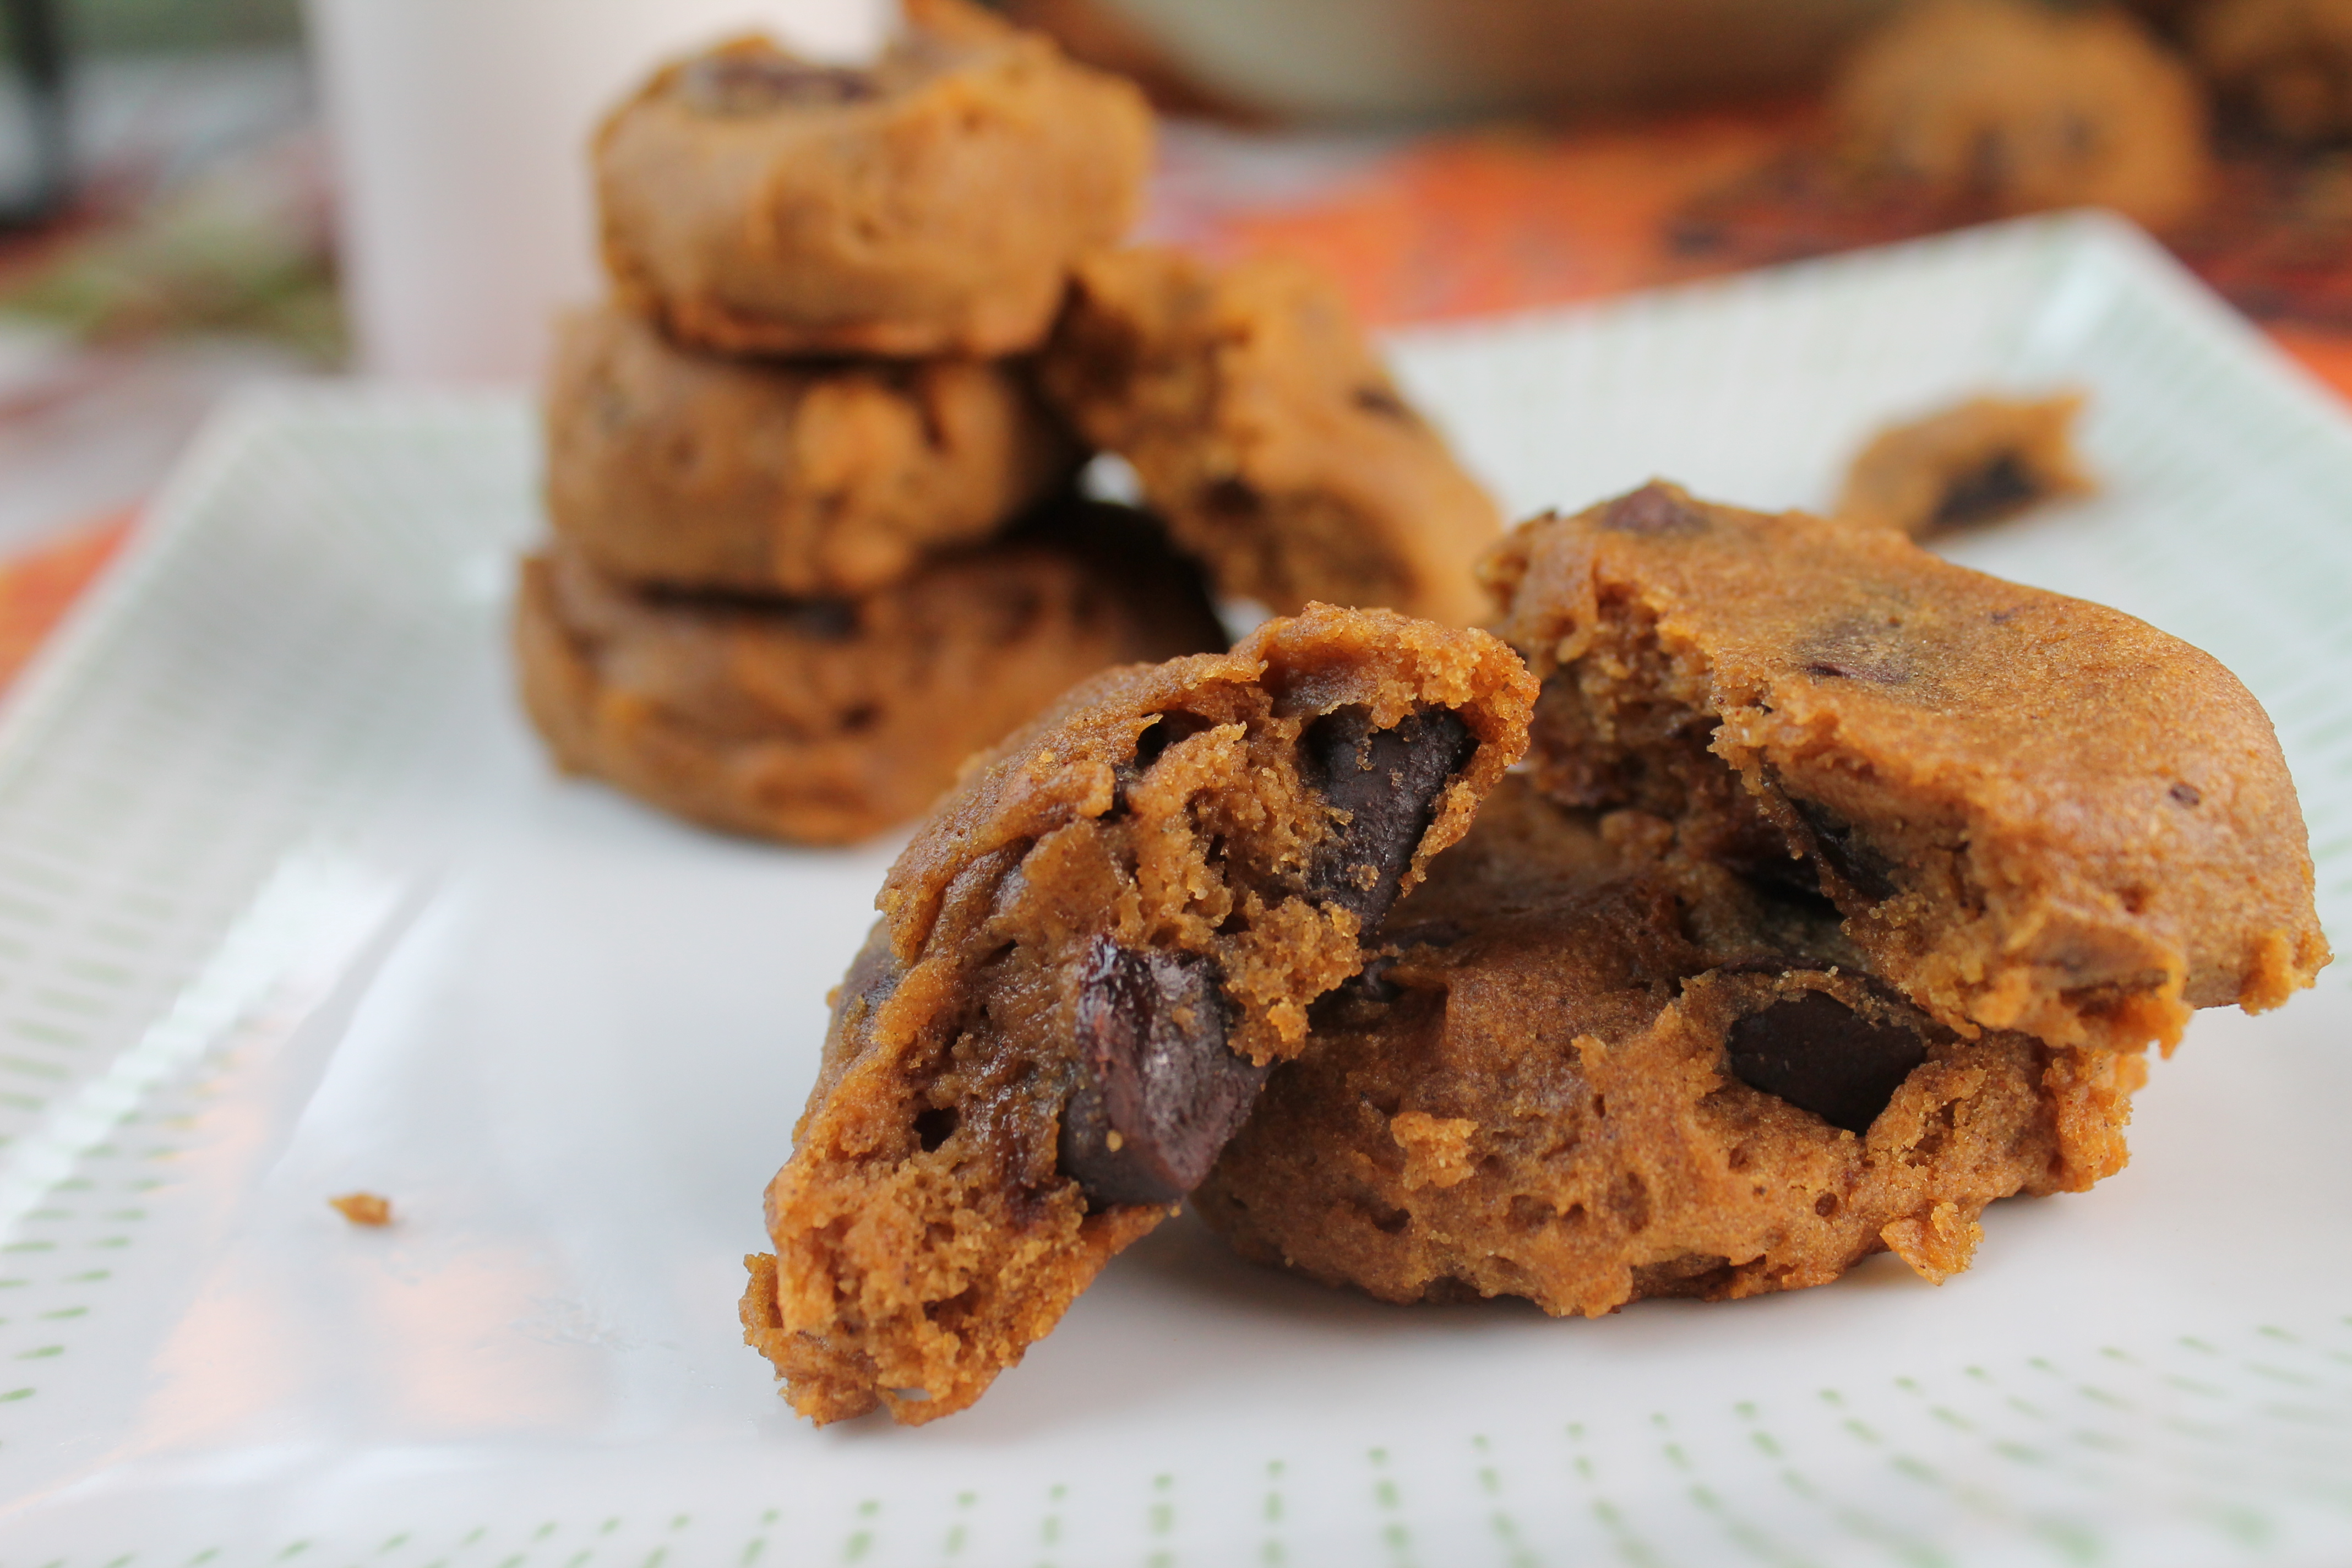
<box><xmin>593</xmin><ymin>3</ymin><xmax>1152</xmax><ymax>357</ymax></box>
<box><xmin>1042</xmin><ymin>246</ymin><xmax>1501</xmax><ymax>626</ymax></box>
<box><xmin>513</xmin><ymin>499</ymin><xmax>1224</xmax><ymax>845</ymax></box>
<box><xmin>1829</xmin><ymin>0</ymin><xmax>2212</xmax><ymax>230</ymax></box>
<box><xmin>2192</xmin><ymin>0</ymin><xmax>2352</xmax><ymax>144</ymax></box>
<box><xmin>543</xmin><ymin>304</ymin><xmax>1077</xmax><ymax>597</ymax></box>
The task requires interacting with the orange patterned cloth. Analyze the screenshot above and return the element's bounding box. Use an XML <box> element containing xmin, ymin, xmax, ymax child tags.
<box><xmin>6</xmin><ymin>108</ymin><xmax>2349</xmax><ymax>697</ymax></box>
<box><xmin>0</xmin><ymin>513</ymin><xmax>134</xmax><ymax>692</ymax></box>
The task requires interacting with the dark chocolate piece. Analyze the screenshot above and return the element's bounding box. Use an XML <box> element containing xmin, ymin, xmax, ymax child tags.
<box><xmin>1058</xmin><ymin>937</ymin><xmax>1266</xmax><ymax>1208</ymax></box>
<box><xmin>1724</xmin><ymin>990</ymin><xmax>1929</xmax><ymax>1135</ymax></box>
<box><xmin>677</xmin><ymin>52</ymin><xmax>878</xmax><ymax>114</ymax></box>
<box><xmin>1787</xmin><ymin>794</ymin><xmax>1900</xmax><ymax>903</ymax></box>
<box><xmin>1928</xmin><ymin>451</ymin><xmax>2040</xmax><ymax>535</ymax></box>
<box><xmin>1301</xmin><ymin>705</ymin><xmax>1477</xmax><ymax>932</ymax></box>
<box><xmin>1600</xmin><ymin>482</ymin><xmax>1708</xmax><ymax>538</ymax></box>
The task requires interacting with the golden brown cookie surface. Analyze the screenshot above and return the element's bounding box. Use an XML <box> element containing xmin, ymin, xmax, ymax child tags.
<box><xmin>1484</xmin><ymin>481</ymin><xmax>2329</xmax><ymax>1056</ymax></box>
<box><xmin>514</xmin><ymin>500</ymin><xmax>1223</xmax><ymax>846</ymax></box>
<box><xmin>1836</xmin><ymin>392</ymin><xmax>2094</xmax><ymax>540</ymax></box>
<box><xmin>1831</xmin><ymin>0</ymin><xmax>2212</xmax><ymax>230</ymax></box>
<box><xmin>1195</xmin><ymin>778</ymin><xmax>2143</xmax><ymax>1315</ymax></box>
<box><xmin>543</xmin><ymin>306</ymin><xmax>1076</xmax><ymax>596</ymax></box>
<box><xmin>595</xmin><ymin>3</ymin><xmax>1151</xmax><ymax>357</ymax></box>
<box><xmin>745</xmin><ymin>605</ymin><xmax>1536</xmax><ymax>1424</ymax></box>
<box><xmin>1041</xmin><ymin>247</ymin><xmax>1502</xmax><ymax>626</ymax></box>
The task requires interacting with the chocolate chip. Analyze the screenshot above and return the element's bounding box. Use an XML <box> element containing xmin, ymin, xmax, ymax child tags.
<box><xmin>1928</xmin><ymin>451</ymin><xmax>2041</xmax><ymax>534</ymax></box>
<box><xmin>1058</xmin><ymin>937</ymin><xmax>1267</xmax><ymax>1208</ymax></box>
<box><xmin>1329</xmin><ymin>920</ymin><xmax>1468</xmax><ymax>1006</ymax></box>
<box><xmin>1352</xmin><ymin>384</ymin><xmax>1414</xmax><ymax>421</ymax></box>
<box><xmin>1300</xmin><ymin>704</ymin><xmax>1478</xmax><ymax>933</ymax></box>
<box><xmin>1599</xmin><ymin>483</ymin><xmax>1708</xmax><ymax>537</ymax></box>
<box><xmin>676</xmin><ymin>52</ymin><xmax>878</xmax><ymax>114</ymax></box>
<box><xmin>1787</xmin><ymin>795</ymin><xmax>1898</xmax><ymax>903</ymax></box>
<box><xmin>1725</xmin><ymin>990</ymin><xmax>1928</xmax><ymax>1134</ymax></box>
<box><xmin>1202</xmin><ymin>476</ymin><xmax>1260</xmax><ymax>518</ymax></box>
<box><xmin>1803</xmin><ymin>658</ymin><xmax>1904</xmax><ymax>684</ymax></box>
<box><xmin>2169</xmin><ymin>781</ymin><xmax>2201</xmax><ymax>807</ymax></box>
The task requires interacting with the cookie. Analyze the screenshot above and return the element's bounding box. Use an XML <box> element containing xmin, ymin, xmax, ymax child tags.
<box><xmin>594</xmin><ymin>2</ymin><xmax>1151</xmax><ymax>357</ymax></box>
<box><xmin>543</xmin><ymin>304</ymin><xmax>1077</xmax><ymax>596</ymax></box>
<box><xmin>1835</xmin><ymin>391</ymin><xmax>2094</xmax><ymax>540</ymax></box>
<box><xmin>514</xmin><ymin>499</ymin><xmax>1223</xmax><ymax>845</ymax></box>
<box><xmin>742</xmin><ymin>604</ymin><xmax>1536</xmax><ymax>1423</ymax></box>
<box><xmin>2193</xmin><ymin>0</ymin><xmax>2352</xmax><ymax>143</ymax></box>
<box><xmin>1484</xmin><ymin>481</ymin><xmax>2329</xmax><ymax>1056</ymax></box>
<box><xmin>1040</xmin><ymin>246</ymin><xmax>1502</xmax><ymax>626</ymax></box>
<box><xmin>1830</xmin><ymin>0</ymin><xmax>2212</xmax><ymax>230</ymax></box>
<box><xmin>1194</xmin><ymin>778</ymin><xmax>2144</xmax><ymax>1313</ymax></box>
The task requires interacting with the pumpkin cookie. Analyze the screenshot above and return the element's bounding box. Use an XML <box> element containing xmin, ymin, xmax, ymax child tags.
<box><xmin>743</xmin><ymin>605</ymin><xmax>1534</xmax><ymax>1423</ymax></box>
<box><xmin>544</xmin><ymin>304</ymin><xmax>1077</xmax><ymax>596</ymax></box>
<box><xmin>595</xmin><ymin>1</ymin><xmax>1151</xmax><ymax>357</ymax></box>
<box><xmin>514</xmin><ymin>499</ymin><xmax>1222</xmax><ymax>845</ymax></box>
<box><xmin>1195</xmin><ymin>778</ymin><xmax>2144</xmax><ymax>1314</ymax></box>
<box><xmin>1835</xmin><ymin>391</ymin><xmax>2094</xmax><ymax>540</ymax></box>
<box><xmin>2193</xmin><ymin>0</ymin><xmax>2352</xmax><ymax>144</ymax></box>
<box><xmin>1484</xmin><ymin>481</ymin><xmax>2329</xmax><ymax>1056</ymax></box>
<box><xmin>1831</xmin><ymin>0</ymin><xmax>2212</xmax><ymax>230</ymax></box>
<box><xmin>1040</xmin><ymin>246</ymin><xmax>1502</xmax><ymax>625</ymax></box>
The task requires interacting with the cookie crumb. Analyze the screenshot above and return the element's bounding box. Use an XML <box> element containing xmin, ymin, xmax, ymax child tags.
<box><xmin>329</xmin><ymin>1192</ymin><xmax>394</xmax><ymax>1227</ymax></box>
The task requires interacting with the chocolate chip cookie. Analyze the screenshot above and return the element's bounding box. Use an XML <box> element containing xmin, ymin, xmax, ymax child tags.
<box><xmin>1836</xmin><ymin>392</ymin><xmax>2094</xmax><ymax>540</ymax></box>
<box><xmin>1040</xmin><ymin>246</ymin><xmax>1502</xmax><ymax>626</ymax></box>
<box><xmin>1485</xmin><ymin>481</ymin><xmax>2330</xmax><ymax>1057</ymax></box>
<box><xmin>742</xmin><ymin>605</ymin><xmax>1536</xmax><ymax>1423</ymax></box>
<box><xmin>1831</xmin><ymin>0</ymin><xmax>2212</xmax><ymax>230</ymax></box>
<box><xmin>594</xmin><ymin>1</ymin><xmax>1151</xmax><ymax>357</ymax></box>
<box><xmin>1194</xmin><ymin>778</ymin><xmax>2145</xmax><ymax>1313</ymax></box>
<box><xmin>2193</xmin><ymin>0</ymin><xmax>2352</xmax><ymax>144</ymax></box>
<box><xmin>543</xmin><ymin>304</ymin><xmax>1077</xmax><ymax>596</ymax></box>
<box><xmin>514</xmin><ymin>499</ymin><xmax>1223</xmax><ymax>845</ymax></box>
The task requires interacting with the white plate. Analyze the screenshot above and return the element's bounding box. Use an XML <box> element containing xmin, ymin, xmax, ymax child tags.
<box><xmin>2</xmin><ymin>213</ymin><xmax>2349</xmax><ymax>1567</ymax></box>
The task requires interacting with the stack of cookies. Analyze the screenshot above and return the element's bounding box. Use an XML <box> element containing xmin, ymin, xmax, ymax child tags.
<box><xmin>515</xmin><ymin>1</ymin><xmax>1213</xmax><ymax>845</ymax></box>
<box><xmin>516</xmin><ymin>0</ymin><xmax>1507</xmax><ymax>846</ymax></box>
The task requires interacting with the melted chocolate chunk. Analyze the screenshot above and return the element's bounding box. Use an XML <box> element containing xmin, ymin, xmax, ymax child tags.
<box><xmin>1301</xmin><ymin>705</ymin><xmax>1478</xmax><ymax>932</ymax></box>
<box><xmin>1600</xmin><ymin>483</ymin><xmax>1708</xmax><ymax>537</ymax></box>
<box><xmin>1725</xmin><ymin>990</ymin><xmax>1929</xmax><ymax>1134</ymax></box>
<box><xmin>1058</xmin><ymin>938</ymin><xmax>1267</xmax><ymax>1208</ymax></box>
<box><xmin>676</xmin><ymin>52</ymin><xmax>879</xmax><ymax>115</ymax></box>
<box><xmin>1928</xmin><ymin>451</ymin><xmax>2041</xmax><ymax>534</ymax></box>
<box><xmin>1787</xmin><ymin>795</ymin><xmax>1899</xmax><ymax>903</ymax></box>
<box><xmin>1329</xmin><ymin>920</ymin><xmax>1469</xmax><ymax>1008</ymax></box>
<box><xmin>2169</xmin><ymin>781</ymin><xmax>2202</xmax><ymax>807</ymax></box>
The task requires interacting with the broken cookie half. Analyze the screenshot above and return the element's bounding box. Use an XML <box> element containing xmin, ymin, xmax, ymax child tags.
<box><xmin>742</xmin><ymin>603</ymin><xmax>1534</xmax><ymax>1424</ymax></box>
<box><xmin>1484</xmin><ymin>480</ymin><xmax>2330</xmax><ymax>1055</ymax></box>
<box><xmin>1196</xmin><ymin>776</ymin><xmax>2146</xmax><ymax>1314</ymax></box>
